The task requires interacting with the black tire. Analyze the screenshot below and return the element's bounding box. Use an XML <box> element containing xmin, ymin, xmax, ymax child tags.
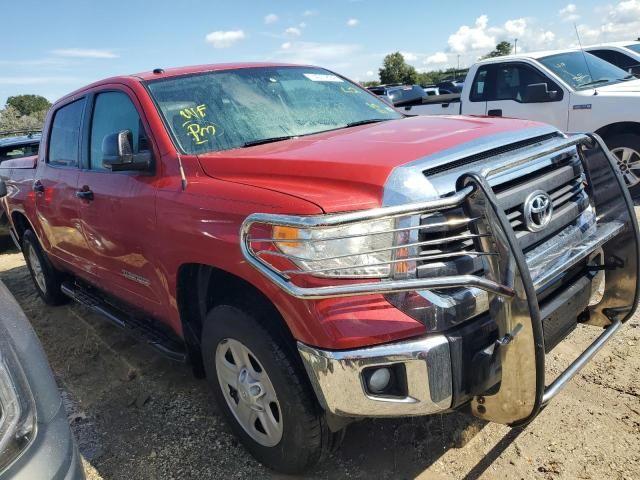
<box><xmin>603</xmin><ymin>132</ymin><xmax>640</xmax><ymax>198</ymax></box>
<box><xmin>22</xmin><ymin>230</ymin><xmax>67</xmax><ymax>305</ymax></box>
<box><xmin>202</xmin><ymin>305</ymin><xmax>342</xmax><ymax>474</ymax></box>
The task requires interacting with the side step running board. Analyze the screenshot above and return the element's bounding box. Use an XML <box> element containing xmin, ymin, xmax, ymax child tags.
<box><xmin>61</xmin><ymin>281</ymin><xmax>187</xmax><ymax>362</ymax></box>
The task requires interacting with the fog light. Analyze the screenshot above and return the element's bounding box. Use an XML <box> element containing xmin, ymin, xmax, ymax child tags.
<box><xmin>367</xmin><ymin>367</ymin><xmax>391</xmax><ymax>393</ymax></box>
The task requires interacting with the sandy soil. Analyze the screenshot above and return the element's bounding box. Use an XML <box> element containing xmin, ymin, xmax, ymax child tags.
<box><xmin>0</xmin><ymin>246</ymin><xmax>638</xmax><ymax>480</ymax></box>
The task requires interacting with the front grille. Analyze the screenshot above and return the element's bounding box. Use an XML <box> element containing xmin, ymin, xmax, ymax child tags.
<box><xmin>416</xmin><ymin>148</ymin><xmax>590</xmax><ymax>277</ymax></box>
<box><xmin>416</xmin><ymin>209</ymin><xmax>484</xmax><ymax>278</ymax></box>
<box><xmin>494</xmin><ymin>153</ymin><xmax>589</xmax><ymax>252</ymax></box>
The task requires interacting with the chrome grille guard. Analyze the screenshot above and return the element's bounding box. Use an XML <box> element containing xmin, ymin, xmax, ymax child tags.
<box><xmin>240</xmin><ymin>133</ymin><xmax>640</xmax><ymax>425</ymax></box>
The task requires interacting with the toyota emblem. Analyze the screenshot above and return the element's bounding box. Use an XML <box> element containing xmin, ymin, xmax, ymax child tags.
<box><xmin>523</xmin><ymin>190</ymin><xmax>553</xmax><ymax>232</ymax></box>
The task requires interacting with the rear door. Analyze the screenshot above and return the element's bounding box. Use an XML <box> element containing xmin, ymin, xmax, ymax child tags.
<box><xmin>482</xmin><ymin>62</ymin><xmax>569</xmax><ymax>131</ymax></box>
<box><xmin>74</xmin><ymin>87</ymin><xmax>163</xmax><ymax>313</ymax></box>
<box><xmin>35</xmin><ymin>98</ymin><xmax>85</xmax><ymax>267</ymax></box>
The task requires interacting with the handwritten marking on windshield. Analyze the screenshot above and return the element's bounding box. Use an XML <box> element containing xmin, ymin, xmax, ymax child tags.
<box><xmin>179</xmin><ymin>104</ymin><xmax>221</xmax><ymax>144</ymax></box>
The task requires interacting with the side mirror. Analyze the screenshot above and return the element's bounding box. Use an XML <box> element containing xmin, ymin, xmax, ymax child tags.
<box><xmin>102</xmin><ymin>130</ymin><xmax>152</xmax><ymax>172</ymax></box>
<box><xmin>0</xmin><ymin>180</ymin><xmax>7</xmax><ymax>199</ymax></box>
<box><xmin>523</xmin><ymin>83</ymin><xmax>559</xmax><ymax>103</ymax></box>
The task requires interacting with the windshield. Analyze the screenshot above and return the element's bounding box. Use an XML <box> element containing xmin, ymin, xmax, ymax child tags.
<box><xmin>626</xmin><ymin>44</ymin><xmax>640</xmax><ymax>54</ymax></box>
<box><xmin>146</xmin><ymin>66</ymin><xmax>402</xmax><ymax>154</ymax></box>
<box><xmin>539</xmin><ymin>51</ymin><xmax>632</xmax><ymax>90</ymax></box>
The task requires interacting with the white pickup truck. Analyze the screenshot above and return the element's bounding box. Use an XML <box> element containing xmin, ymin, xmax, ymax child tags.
<box><xmin>408</xmin><ymin>49</ymin><xmax>640</xmax><ymax>194</ymax></box>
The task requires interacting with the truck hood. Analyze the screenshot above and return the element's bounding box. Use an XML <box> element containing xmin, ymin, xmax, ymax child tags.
<box><xmin>592</xmin><ymin>78</ymin><xmax>640</xmax><ymax>94</ymax></box>
<box><xmin>197</xmin><ymin>115</ymin><xmax>548</xmax><ymax>212</ymax></box>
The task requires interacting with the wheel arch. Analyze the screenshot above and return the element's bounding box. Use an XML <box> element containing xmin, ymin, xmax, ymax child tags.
<box><xmin>176</xmin><ymin>263</ymin><xmax>297</xmax><ymax>378</ymax></box>
<box><xmin>595</xmin><ymin>122</ymin><xmax>640</xmax><ymax>142</ymax></box>
<box><xmin>10</xmin><ymin>210</ymin><xmax>34</xmax><ymax>244</ymax></box>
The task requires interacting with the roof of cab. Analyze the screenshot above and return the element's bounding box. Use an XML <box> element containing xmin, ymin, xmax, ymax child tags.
<box><xmin>474</xmin><ymin>48</ymin><xmax>588</xmax><ymax>65</ymax></box>
<box><xmin>57</xmin><ymin>62</ymin><xmax>314</xmax><ymax>102</ymax></box>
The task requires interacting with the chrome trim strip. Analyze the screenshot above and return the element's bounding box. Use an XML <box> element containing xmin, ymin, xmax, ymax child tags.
<box><xmin>297</xmin><ymin>334</ymin><xmax>452</xmax><ymax>417</ymax></box>
<box><xmin>542</xmin><ymin>320</ymin><xmax>622</xmax><ymax>404</ymax></box>
<box><xmin>382</xmin><ymin>126</ymin><xmax>562</xmax><ymax>205</ymax></box>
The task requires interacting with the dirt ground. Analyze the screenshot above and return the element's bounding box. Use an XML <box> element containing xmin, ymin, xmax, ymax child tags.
<box><xmin>0</xmin><ymin>244</ymin><xmax>638</xmax><ymax>479</ymax></box>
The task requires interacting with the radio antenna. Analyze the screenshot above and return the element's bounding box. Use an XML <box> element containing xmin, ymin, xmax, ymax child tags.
<box><xmin>177</xmin><ymin>152</ymin><xmax>188</xmax><ymax>191</ymax></box>
<box><xmin>574</xmin><ymin>23</ymin><xmax>598</xmax><ymax>95</ymax></box>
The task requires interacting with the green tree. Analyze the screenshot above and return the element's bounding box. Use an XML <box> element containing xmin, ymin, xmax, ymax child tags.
<box><xmin>0</xmin><ymin>105</ymin><xmax>43</xmax><ymax>134</ymax></box>
<box><xmin>481</xmin><ymin>41</ymin><xmax>513</xmax><ymax>60</ymax></box>
<box><xmin>379</xmin><ymin>52</ymin><xmax>418</xmax><ymax>84</ymax></box>
<box><xmin>6</xmin><ymin>94</ymin><xmax>51</xmax><ymax>117</ymax></box>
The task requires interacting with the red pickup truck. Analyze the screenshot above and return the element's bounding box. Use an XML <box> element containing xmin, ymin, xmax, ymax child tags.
<box><xmin>0</xmin><ymin>63</ymin><xmax>638</xmax><ymax>473</ymax></box>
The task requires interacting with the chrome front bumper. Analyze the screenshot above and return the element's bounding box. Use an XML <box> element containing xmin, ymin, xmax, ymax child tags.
<box><xmin>298</xmin><ymin>335</ymin><xmax>452</xmax><ymax>417</ymax></box>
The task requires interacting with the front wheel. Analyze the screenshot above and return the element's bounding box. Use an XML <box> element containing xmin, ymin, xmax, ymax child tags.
<box><xmin>604</xmin><ymin>133</ymin><xmax>640</xmax><ymax>197</ymax></box>
<box><xmin>202</xmin><ymin>305</ymin><xmax>342</xmax><ymax>474</ymax></box>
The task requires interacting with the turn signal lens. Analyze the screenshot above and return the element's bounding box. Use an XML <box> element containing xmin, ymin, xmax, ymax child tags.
<box><xmin>273</xmin><ymin>226</ymin><xmax>302</xmax><ymax>249</ymax></box>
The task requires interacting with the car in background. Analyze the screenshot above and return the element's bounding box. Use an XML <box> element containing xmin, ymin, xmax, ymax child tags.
<box><xmin>436</xmin><ymin>79</ymin><xmax>464</xmax><ymax>94</ymax></box>
<box><xmin>421</xmin><ymin>85</ymin><xmax>440</xmax><ymax>96</ymax></box>
<box><xmin>0</xmin><ymin>273</ymin><xmax>84</xmax><ymax>479</ymax></box>
<box><xmin>0</xmin><ymin>133</ymin><xmax>40</xmax><ymax>250</ymax></box>
<box><xmin>586</xmin><ymin>41</ymin><xmax>640</xmax><ymax>77</ymax></box>
<box><xmin>0</xmin><ymin>133</ymin><xmax>41</xmax><ymax>166</ymax></box>
<box><xmin>367</xmin><ymin>84</ymin><xmax>426</xmax><ymax>106</ymax></box>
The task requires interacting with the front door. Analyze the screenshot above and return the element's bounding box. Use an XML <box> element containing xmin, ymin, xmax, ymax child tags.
<box><xmin>482</xmin><ymin>62</ymin><xmax>569</xmax><ymax>131</ymax></box>
<box><xmin>74</xmin><ymin>87</ymin><xmax>163</xmax><ymax>314</ymax></box>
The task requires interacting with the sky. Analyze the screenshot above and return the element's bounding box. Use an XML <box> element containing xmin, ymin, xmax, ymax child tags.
<box><xmin>2</xmin><ymin>0</ymin><xmax>640</xmax><ymax>105</ymax></box>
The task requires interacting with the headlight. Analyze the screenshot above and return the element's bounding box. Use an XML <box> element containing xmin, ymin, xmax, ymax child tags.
<box><xmin>272</xmin><ymin>218</ymin><xmax>395</xmax><ymax>278</ymax></box>
<box><xmin>0</xmin><ymin>341</ymin><xmax>36</xmax><ymax>473</ymax></box>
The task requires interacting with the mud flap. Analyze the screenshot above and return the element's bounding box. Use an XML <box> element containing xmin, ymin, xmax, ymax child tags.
<box><xmin>457</xmin><ymin>173</ymin><xmax>545</xmax><ymax>426</ymax></box>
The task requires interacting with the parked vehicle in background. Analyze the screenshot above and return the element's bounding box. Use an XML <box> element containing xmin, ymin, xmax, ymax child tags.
<box><xmin>0</xmin><ymin>133</ymin><xmax>40</xmax><ymax>250</ymax></box>
<box><xmin>409</xmin><ymin>49</ymin><xmax>640</xmax><ymax>195</ymax></box>
<box><xmin>0</xmin><ymin>133</ymin><xmax>41</xmax><ymax>166</ymax></box>
<box><xmin>1</xmin><ymin>63</ymin><xmax>638</xmax><ymax>474</ymax></box>
<box><xmin>436</xmin><ymin>79</ymin><xmax>464</xmax><ymax>94</ymax></box>
<box><xmin>422</xmin><ymin>85</ymin><xmax>440</xmax><ymax>96</ymax></box>
<box><xmin>0</xmin><ymin>274</ymin><xmax>84</xmax><ymax>479</ymax></box>
<box><xmin>367</xmin><ymin>84</ymin><xmax>425</xmax><ymax>105</ymax></box>
<box><xmin>586</xmin><ymin>41</ymin><xmax>640</xmax><ymax>77</ymax></box>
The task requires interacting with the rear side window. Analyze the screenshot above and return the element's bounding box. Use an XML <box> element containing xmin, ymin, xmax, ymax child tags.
<box><xmin>89</xmin><ymin>91</ymin><xmax>149</xmax><ymax>171</ymax></box>
<box><xmin>0</xmin><ymin>143</ymin><xmax>38</xmax><ymax>163</ymax></box>
<box><xmin>48</xmin><ymin>99</ymin><xmax>85</xmax><ymax>167</ymax></box>
<box><xmin>470</xmin><ymin>67</ymin><xmax>489</xmax><ymax>102</ymax></box>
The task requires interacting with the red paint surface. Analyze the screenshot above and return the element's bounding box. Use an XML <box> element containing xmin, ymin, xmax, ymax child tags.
<box><xmin>1</xmin><ymin>65</ymin><xmax>546</xmax><ymax>350</ymax></box>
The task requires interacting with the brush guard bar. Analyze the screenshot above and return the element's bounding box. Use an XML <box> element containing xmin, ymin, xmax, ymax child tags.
<box><xmin>240</xmin><ymin>133</ymin><xmax>639</xmax><ymax>424</ymax></box>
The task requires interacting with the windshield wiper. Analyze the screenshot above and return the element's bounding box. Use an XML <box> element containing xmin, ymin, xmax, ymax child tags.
<box><xmin>579</xmin><ymin>78</ymin><xmax>612</xmax><ymax>88</ymax></box>
<box><xmin>242</xmin><ymin>136</ymin><xmax>295</xmax><ymax>148</ymax></box>
<box><xmin>344</xmin><ymin>118</ymin><xmax>392</xmax><ymax>128</ymax></box>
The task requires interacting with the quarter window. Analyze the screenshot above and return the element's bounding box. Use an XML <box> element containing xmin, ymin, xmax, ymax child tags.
<box><xmin>89</xmin><ymin>91</ymin><xmax>149</xmax><ymax>171</ymax></box>
<box><xmin>48</xmin><ymin>99</ymin><xmax>85</xmax><ymax>167</ymax></box>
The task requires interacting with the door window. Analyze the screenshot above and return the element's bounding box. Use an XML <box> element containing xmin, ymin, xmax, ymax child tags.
<box><xmin>495</xmin><ymin>65</ymin><xmax>550</xmax><ymax>102</ymax></box>
<box><xmin>48</xmin><ymin>99</ymin><xmax>85</xmax><ymax>167</ymax></box>
<box><xmin>89</xmin><ymin>91</ymin><xmax>150</xmax><ymax>171</ymax></box>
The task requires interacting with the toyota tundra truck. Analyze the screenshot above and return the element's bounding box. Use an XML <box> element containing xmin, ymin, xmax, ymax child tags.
<box><xmin>408</xmin><ymin>49</ymin><xmax>640</xmax><ymax>195</ymax></box>
<box><xmin>0</xmin><ymin>63</ymin><xmax>638</xmax><ymax>474</ymax></box>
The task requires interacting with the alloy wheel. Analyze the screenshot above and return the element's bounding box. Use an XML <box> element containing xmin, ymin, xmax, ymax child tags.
<box><xmin>611</xmin><ymin>146</ymin><xmax>640</xmax><ymax>188</ymax></box>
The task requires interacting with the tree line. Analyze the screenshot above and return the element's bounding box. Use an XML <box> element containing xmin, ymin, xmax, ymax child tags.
<box><xmin>0</xmin><ymin>95</ymin><xmax>51</xmax><ymax>136</ymax></box>
<box><xmin>363</xmin><ymin>41</ymin><xmax>513</xmax><ymax>87</ymax></box>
